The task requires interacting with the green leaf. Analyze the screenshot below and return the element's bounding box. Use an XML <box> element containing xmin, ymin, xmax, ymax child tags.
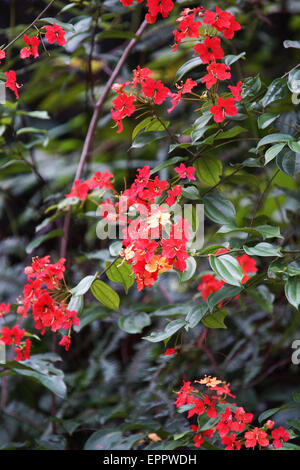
<box><xmin>258</xmin><ymin>404</ymin><xmax>292</xmax><ymax>424</ymax></box>
<box><xmin>259</xmin><ymin>78</ymin><xmax>288</xmax><ymax>107</ymax></box>
<box><xmin>288</xmin><ymin>68</ymin><xmax>300</xmax><ymax>93</ymax></box>
<box><xmin>132</xmin><ymin>117</ymin><xmax>153</xmax><ymax>141</ymax></box>
<box><xmin>215</xmin><ymin>126</ymin><xmax>247</xmax><ymax>140</ymax></box>
<box><xmin>67</xmin><ymin>295</ymin><xmax>84</xmax><ymax>315</ymax></box>
<box><xmin>150</xmin><ymin>156</ymin><xmax>186</xmax><ymax>175</ymax></box>
<box><xmin>0</xmin><ymin>160</ymin><xmax>31</xmax><ymax>177</ymax></box>
<box><xmin>70</xmin><ymin>273</ymin><xmax>98</xmax><ymax>296</ymax></box>
<box><xmin>193</xmin><ymin>112</ymin><xmax>213</xmax><ymax>129</ymax></box>
<box><xmin>248</xmin><ymin>285</ymin><xmax>275</xmax><ymax>313</ymax></box>
<box><xmin>25</xmin><ymin>229</ymin><xmax>64</xmax><ymax>254</ymax></box>
<box><xmin>16</xmin><ymin>127</ymin><xmax>48</xmax><ymax>136</ymax></box>
<box><xmin>257</xmin><ymin>133</ymin><xmax>293</xmax><ymax>149</ymax></box>
<box><xmin>146</xmin><ymin>119</ymin><xmax>170</xmax><ymax>132</ymax></box>
<box><xmin>284</xmin><ymin>40</ymin><xmax>300</xmax><ymax>49</ymax></box>
<box><xmin>4</xmin><ymin>354</ymin><xmax>66</xmax><ymax>398</ymax></box>
<box><xmin>243</xmin><ymin>242</ymin><xmax>282</xmax><ymax>257</ymax></box>
<box><xmin>143</xmin><ymin>319</ymin><xmax>187</xmax><ymax>343</ymax></box>
<box><xmin>265</xmin><ymin>143</ymin><xmax>286</xmax><ymax>164</ymax></box>
<box><xmin>181</xmin><ymin>185</ymin><xmax>199</xmax><ymax>200</ymax></box>
<box><xmin>152</xmin><ymin>304</ymin><xmax>192</xmax><ymax>317</ymax></box>
<box><xmin>179</xmin><ymin>256</ymin><xmax>197</xmax><ymax>282</ymax></box>
<box><xmin>130</xmin><ymin>131</ymin><xmax>165</xmax><ymax>149</ymax></box>
<box><xmin>185</xmin><ymin>302</ymin><xmax>208</xmax><ymax>329</ymax></box>
<box><xmin>118</xmin><ymin>312</ymin><xmax>151</xmax><ymax>334</ymax></box>
<box><xmin>242</xmin><ymin>75</ymin><xmax>261</xmax><ymax>99</ymax></box>
<box><xmin>39</xmin><ymin>17</ymin><xmax>75</xmax><ymax>32</ymax></box>
<box><xmin>224</xmin><ymin>52</ymin><xmax>246</xmax><ymax>66</ymax></box>
<box><xmin>191</xmin><ymin>123</ymin><xmax>216</xmax><ymax>144</ymax></box>
<box><xmin>257</xmin><ymin>113</ymin><xmax>279</xmax><ymax>130</ymax></box>
<box><xmin>106</xmin><ymin>260</ymin><xmax>134</xmax><ymax>294</ymax></box>
<box><xmin>207</xmin><ymin>285</ymin><xmax>242</xmax><ymax>311</ymax></box>
<box><xmin>276</xmin><ymin>149</ymin><xmax>300</xmax><ymax>178</ymax></box>
<box><xmin>209</xmin><ymin>254</ymin><xmax>244</xmax><ymax>286</ymax></box>
<box><xmin>176</xmin><ymin>57</ymin><xmax>202</xmax><ymax>81</ymax></box>
<box><xmin>73</xmin><ymin>306</ymin><xmax>108</xmax><ymax>332</ymax></box>
<box><xmin>288</xmin><ymin>140</ymin><xmax>300</xmax><ymax>153</ymax></box>
<box><xmin>17</xmin><ymin>110</ymin><xmax>50</xmax><ymax>119</ymax></box>
<box><xmin>194</xmin><ymin>155</ymin><xmax>222</xmax><ymax>186</ymax></box>
<box><xmin>204</xmin><ymin>194</ymin><xmax>236</xmax><ymax>225</ymax></box>
<box><xmin>91</xmin><ymin>280</ymin><xmax>120</xmax><ymax>311</ymax></box>
<box><xmin>255</xmin><ymin>225</ymin><xmax>282</xmax><ymax>239</ymax></box>
<box><xmin>202</xmin><ymin>309</ymin><xmax>228</xmax><ymax>329</ymax></box>
<box><xmin>285</xmin><ymin>277</ymin><xmax>300</xmax><ymax>309</ymax></box>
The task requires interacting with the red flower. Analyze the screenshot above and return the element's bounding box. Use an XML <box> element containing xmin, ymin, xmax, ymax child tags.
<box><xmin>216</xmin><ymin>406</ymin><xmax>233</xmax><ymax>437</ymax></box>
<box><xmin>44</xmin><ymin>23</ymin><xmax>66</xmax><ymax>46</ymax></box>
<box><xmin>59</xmin><ymin>335</ymin><xmax>71</xmax><ymax>351</ymax></box>
<box><xmin>187</xmin><ymin>397</ymin><xmax>205</xmax><ymax>418</ymax></box>
<box><xmin>197</xmin><ymin>274</ymin><xmax>225</xmax><ymax>301</ymax></box>
<box><xmin>236</xmin><ymin>253</ymin><xmax>257</xmax><ymax>284</ymax></box>
<box><xmin>231</xmin><ymin>406</ymin><xmax>253</xmax><ymax>432</ymax></box>
<box><xmin>0</xmin><ymin>49</ymin><xmax>6</xmax><ymax>63</ymax></box>
<box><xmin>20</xmin><ymin>34</ymin><xmax>40</xmax><ymax>59</ymax></box>
<box><xmin>65</xmin><ymin>179</ymin><xmax>90</xmax><ymax>201</ymax></box>
<box><xmin>204</xmin><ymin>395</ymin><xmax>217</xmax><ymax>418</ymax></box>
<box><xmin>228</xmin><ymin>81</ymin><xmax>242</xmax><ymax>102</ymax></box>
<box><xmin>142</xmin><ymin>77</ymin><xmax>170</xmax><ymax>105</ymax></box>
<box><xmin>210</xmin><ymin>96</ymin><xmax>237</xmax><ymax>123</ymax></box>
<box><xmin>166</xmin><ymin>185</ymin><xmax>182</xmax><ymax>206</ymax></box>
<box><xmin>244</xmin><ymin>427</ymin><xmax>269</xmax><ymax>448</ymax></box>
<box><xmin>266</xmin><ymin>419</ymin><xmax>275</xmax><ymax>430</ymax></box>
<box><xmin>203</xmin><ymin>7</ymin><xmax>241</xmax><ymax>39</ymax></box>
<box><xmin>172</xmin><ymin>12</ymin><xmax>200</xmax><ymax>50</ymax></box>
<box><xmin>221</xmin><ymin>433</ymin><xmax>241</xmax><ymax>450</ymax></box>
<box><xmin>202</xmin><ymin>62</ymin><xmax>231</xmax><ymax>89</ymax></box>
<box><xmin>131</xmin><ymin>66</ymin><xmax>153</xmax><ymax>87</ymax></box>
<box><xmin>0</xmin><ymin>303</ymin><xmax>10</xmax><ymax>318</ymax></box>
<box><xmin>174</xmin><ymin>163</ymin><xmax>196</xmax><ymax>181</ymax></box>
<box><xmin>1</xmin><ymin>325</ymin><xmax>25</xmax><ymax>345</ymax></box>
<box><xmin>271</xmin><ymin>426</ymin><xmax>290</xmax><ymax>449</ymax></box>
<box><xmin>194</xmin><ymin>37</ymin><xmax>224</xmax><ymax>64</ymax></box>
<box><xmin>111</xmin><ymin>92</ymin><xmax>136</xmax><ymax>133</ymax></box>
<box><xmin>4</xmin><ymin>70</ymin><xmax>22</xmax><ymax>100</ymax></box>
<box><xmin>163</xmin><ymin>348</ymin><xmax>176</xmax><ymax>356</ymax></box>
<box><xmin>168</xmin><ymin>78</ymin><xmax>197</xmax><ymax>113</ymax></box>
<box><xmin>174</xmin><ymin>380</ymin><xmax>193</xmax><ymax>408</ymax></box>
<box><xmin>14</xmin><ymin>338</ymin><xmax>31</xmax><ymax>361</ymax></box>
<box><xmin>146</xmin><ymin>0</ymin><xmax>174</xmax><ymax>23</ymax></box>
<box><xmin>87</xmin><ymin>170</ymin><xmax>115</xmax><ymax>191</ymax></box>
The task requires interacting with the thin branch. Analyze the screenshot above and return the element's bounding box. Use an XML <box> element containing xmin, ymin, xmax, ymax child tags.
<box><xmin>60</xmin><ymin>19</ymin><xmax>148</xmax><ymax>259</ymax></box>
<box><xmin>3</xmin><ymin>0</ymin><xmax>56</xmax><ymax>51</ymax></box>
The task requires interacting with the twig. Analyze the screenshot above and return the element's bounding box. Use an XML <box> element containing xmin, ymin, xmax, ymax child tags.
<box><xmin>60</xmin><ymin>19</ymin><xmax>148</xmax><ymax>259</ymax></box>
<box><xmin>3</xmin><ymin>0</ymin><xmax>56</xmax><ymax>51</ymax></box>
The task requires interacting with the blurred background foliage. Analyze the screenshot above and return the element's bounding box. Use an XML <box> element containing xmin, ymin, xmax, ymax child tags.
<box><xmin>1</xmin><ymin>0</ymin><xmax>300</xmax><ymax>450</ymax></box>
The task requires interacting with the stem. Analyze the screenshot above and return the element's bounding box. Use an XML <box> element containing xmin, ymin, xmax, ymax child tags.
<box><xmin>3</xmin><ymin>0</ymin><xmax>56</xmax><ymax>51</ymax></box>
<box><xmin>60</xmin><ymin>19</ymin><xmax>148</xmax><ymax>259</ymax></box>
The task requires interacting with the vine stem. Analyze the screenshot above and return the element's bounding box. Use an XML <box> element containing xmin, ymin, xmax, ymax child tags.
<box><xmin>3</xmin><ymin>0</ymin><xmax>56</xmax><ymax>52</ymax></box>
<box><xmin>60</xmin><ymin>19</ymin><xmax>148</xmax><ymax>259</ymax></box>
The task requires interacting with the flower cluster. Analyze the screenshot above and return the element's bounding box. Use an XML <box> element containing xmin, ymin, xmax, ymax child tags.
<box><xmin>175</xmin><ymin>376</ymin><xmax>290</xmax><ymax>450</ymax></box>
<box><xmin>0</xmin><ymin>256</ymin><xmax>80</xmax><ymax>360</ymax></box>
<box><xmin>0</xmin><ymin>23</ymin><xmax>66</xmax><ymax>100</ymax></box>
<box><xmin>120</xmin><ymin>0</ymin><xmax>174</xmax><ymax>24</ymax></box>
<box><xmin>65</xmin><ymin>170</ymin><xmax>115</xmax><ymax>201</ymax></box>
<box><xmin>107</xmin><ymin>165</ymin><xmax>191</xmax><ymax>291</ymax></box>
<box><xmin>65</xmin><ymin>165</ymin><xmax>194</xmax><ymax>291</ymax></box>
<box><xmin>172</xmin><ymin>6</ymin><xmax>242</xmax><ymax>122</ymax></box>
<box><xmin>198</xmin><ymin>248</ymin><xmax>257</xmax><ymax>302</ymax></box>
<box><xmin>110</xmin><ymin>66</ymin><xmax>197</xmax><ymax>132</ymax></box>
